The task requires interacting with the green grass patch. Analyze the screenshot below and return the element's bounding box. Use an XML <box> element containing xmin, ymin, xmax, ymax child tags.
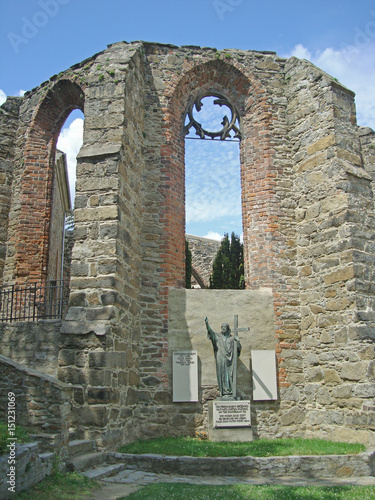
<box><xmin>123</xmin><ymin>483</ymin><xmax>375</xmax><ymax>500</ymax></box>
<box><xmin>15</xmin><ymin>468</ymin><xmax>99</xmax><ymax>499</ymax></box>
<box><xmin>0</xmin><ymin>421</ymin><xmax>30</xmax><ymax>454</ymax></box>
<box><xmin>119</xmin><ymin>437</ymin><xmax>365</xmax><ymax>458</ymax></box>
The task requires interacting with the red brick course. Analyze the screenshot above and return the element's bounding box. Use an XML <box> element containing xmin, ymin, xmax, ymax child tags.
<box><xmin>12</xmin><ymin>80</ymin><xmax>84</xmax><ymax>284</ymax></box>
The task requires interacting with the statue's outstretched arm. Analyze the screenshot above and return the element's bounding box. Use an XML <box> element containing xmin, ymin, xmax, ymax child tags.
<box><xmin>205</xmin><ymin>317</ymin><xmax>214</xmax><ymax>338</ymax></box>
<box><xmin>204</xmin><ymin>316</ymin><xmax>210</xmax><ymax>331</ymax></box>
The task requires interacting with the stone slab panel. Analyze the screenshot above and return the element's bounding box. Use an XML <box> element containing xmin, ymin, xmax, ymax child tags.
<box><xmin>252</xmin><ymin>350</ymin><xmax>278</xmax><ymax>400</ymax></box>
<box><xmin>172</xmin><ymin>350</ymin><xmax>198</xmax><ymax>402</ymax></box>
<box><xmin>211</xmin><ymin>400</ymin><xmax>251</xmax><ymax>428</ymax></box>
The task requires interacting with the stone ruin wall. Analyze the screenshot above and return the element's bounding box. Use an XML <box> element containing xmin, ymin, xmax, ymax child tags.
<box><xmin>0</xmin><ymin>41</ymin><xmax>375</xmax><ymax>448</ymax></box>
<box><xmin>0</xmin><ymin>97</ymin><xmax>21</xmax><ymax>287</ymax></box>
<box><xmin>186</xmin><ymin>234</ymin><xmax>220</xmax><ymax>288</ymax></box>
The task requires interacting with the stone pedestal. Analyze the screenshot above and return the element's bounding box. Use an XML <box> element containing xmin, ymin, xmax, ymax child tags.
<box><xmin>207</xmin><ymin>400</ymin><xmax>253</xmax><ymax>442</ymax></box>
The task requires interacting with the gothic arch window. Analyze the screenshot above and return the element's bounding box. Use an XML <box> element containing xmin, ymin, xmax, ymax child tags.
<box><xmin>159</xmin><ymin>59</ymin><xmax>252</xmax><ymax>292</ymax></box>
<box><xmin>12</xmin><ymin>80</ymin><xmax>84</xmax><ymax>284</ymax></box>
<box><xmin>183</xmin><ymin>93</ymin><xmax>243</xmax><ymax>255</ymax></box>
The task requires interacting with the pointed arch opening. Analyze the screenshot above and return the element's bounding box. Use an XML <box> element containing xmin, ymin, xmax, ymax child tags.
<box><xmin>184</xmin><ymin>93</ymin><xmax>243</xmax><ymax>288</ymax></box>
<box><xmin>11</xmin><ymin>80</ymin><xmax>84</xmax><ymax>285</ymax></box>
<box><xmin>159</xmin><ymin>59</ymin><xmax>250</xmax><ymax>294</ymax></box>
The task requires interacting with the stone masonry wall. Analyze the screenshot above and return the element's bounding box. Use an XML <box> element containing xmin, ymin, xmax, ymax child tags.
<box><xmin>0</xmin><ymin>442</ymin><xmax>54</xmax><ymax>499</ymax></box>
<box><xmin>0</xmin><ymin>97</ymin><xmax>21</xmax><ymax>286</ymax></box>
<box><xmin>186</xmin><ymin>234</ymin><xmax>220</xmax><ymax>288</ymax></box>
<box><xmin>0</xmin><ymin>321</ymin><xmax>61</xmax><ymax>376</ymax></box>
<box><xmin>59</xmin><ymin>43</ymin><xmax>146</xmax><ymax>448</ymax></box>
<box><xmin>279</xmin><ymin>58</ymin><xmax>375</xmax><ymax>445</ymax></box>
<box><xmin>2</xmin><ymin>80</ymin><xmax>84</xmax><ymax>285</ymax></box>
<box><xmin>0</xmin><ymin>355</ymin><xmax>74</xmax><ymax>456</ymax></box>
<box><xmin>1</xmin><ymin>42</ymin><xmax>374</xmax><ymax>448</ymax></box>
<box><xmin>135</xmin><ymin>44</ymin><xmax>298</xmax><ymax>440</ymax></box>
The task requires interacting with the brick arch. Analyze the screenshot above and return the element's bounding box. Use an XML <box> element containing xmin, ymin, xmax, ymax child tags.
<box><xmin>160</xmin><ymin>57</ymin><xmax>277</xmax><ymax>290</ymax></box>
<box><xmin>14</xmin><ymin>80</ymin><xmax>84</xmax><ymax>283</ymax></box>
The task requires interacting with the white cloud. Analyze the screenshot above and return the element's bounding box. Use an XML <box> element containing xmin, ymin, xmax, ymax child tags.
<box><xmin>57</xmin><ymin>118</ymin><xmax>83</xmax><ymax>206</ymax></box>
<box><xmin>187</xmin><ymin>95</ymin><xmax>239</xmax><ymax>137</ymax></box>
<box><xmin>185</xmin><ymin>139</ymin><xmax>241</xmax><ymax>225</ymax></box>
<box><xmin>0</xmin><ymin>89</ymin><xmax>26</xmax><ymax>106</ymax></box>
<box><xmin>0</xmin><ymin>90</ymin><xmax>6</xmax><ymax>106</ymax></box>
<box><xmin>203</xmin><ymin>231</ymin><xmax>223</xmax><ymax>241</ymax></box>
<box><xmin>284</xmin><ymin>44</ymin><xmax>375</xmax><ymax>130</ymax></box>
<box><xmin>287</xmin><ymin>44</ymin><xmax>312</xmax><ymax>61</ymax></box>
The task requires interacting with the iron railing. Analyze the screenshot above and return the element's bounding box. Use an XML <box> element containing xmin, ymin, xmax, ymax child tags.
<box><xmin>0</xmin><ymin>280</ymin><xmax>69</xmax><ymax>323</ymax></box>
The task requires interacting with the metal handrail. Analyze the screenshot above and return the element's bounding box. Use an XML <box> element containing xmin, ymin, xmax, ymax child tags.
<box><xmin>0</xmin><ymin>280</ymin><xmax>69</xmax><ymax>323</ymax></box>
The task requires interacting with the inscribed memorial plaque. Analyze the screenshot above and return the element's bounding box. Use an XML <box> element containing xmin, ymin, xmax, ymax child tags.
<box><xmin>173</xmin><ymin>350</ymin><xmax>198</xmax><ymax>402</ymax></box>
<box><xmin>252</xmin><ymin>350</ymin><xmax>278</xmax><ymax>400</ymax></box>
<box><xmin>213</xmin><ymin>400</ymin><xmax>251</xmax><ymax>428</ymax></box>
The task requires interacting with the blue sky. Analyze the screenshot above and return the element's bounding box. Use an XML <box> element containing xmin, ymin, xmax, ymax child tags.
<box><xmin>1</xmin><ymin>0</ymin><xmax>375</xmax><ymax>240</ymax></box>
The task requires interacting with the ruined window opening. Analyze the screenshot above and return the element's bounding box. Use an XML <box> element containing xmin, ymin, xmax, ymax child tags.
<box><xmin>47</xmin><ymin>109</ymin><xmax>83</xmax><ymax>285</ymax></box>
<box><xmin>184</xmin><ymin>94</ymin><xmax>242</xmax><ymax>287</ymax></box>
<box><xmin>57</xmin><ymin>108</ymin><xmax>84</xmax><ymax>209</ymax></box>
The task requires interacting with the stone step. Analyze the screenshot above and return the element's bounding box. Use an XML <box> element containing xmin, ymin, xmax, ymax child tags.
<box><xmin>82</xmin><ymin>463</ymin><xmax>126</xmax><ymax>480</ymax></box>
<box><xmin>29</xmin><ymin>433</ymin><xmax>60</xmax><ymax>451</ymax></box>
<box><xmin>68</xmin><ymin>439</ymin><xmax>97</xmax><ymax>457</ymax></box>
<box><xmin>67</xmin><ymin>451</ymin><xmax>111</xmax><ymax>472</ymax></box>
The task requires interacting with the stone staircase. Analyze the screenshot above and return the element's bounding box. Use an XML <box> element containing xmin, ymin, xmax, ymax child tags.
<box><xmin>66</xmin><ymin>439</ymin><xmax>125</xmax><ymax>480</ymax></box>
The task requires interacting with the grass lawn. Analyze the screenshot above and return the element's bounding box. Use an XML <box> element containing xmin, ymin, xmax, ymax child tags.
<box><xmin>123</xmin><ymin>483</ymin><xmax>375</xmax><ymax>500</ymax></box>
<box><xmin>0</xmin><ymin>421</ymin><xmax>30</xmax><ymax>454</ymax></box>
<box><xmin>15</xmin><ymin>469</ymin><xmax>100</xmax><ymax>499</ymax></box>
<box><xmin>118</xmin><ymin>436</ymin><xmax>366</xmax><ymax>457</ymax></box>
<box><xmin>3</xmin><ymin>436</ymin><xmax>371</xmax><ymax>499</ymax></box>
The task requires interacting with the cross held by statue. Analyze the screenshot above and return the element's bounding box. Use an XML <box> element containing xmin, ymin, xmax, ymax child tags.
<box><xmin>233</xmin><ymin>314</ymin><xmax>250</xmax><ymax>339</ymax></box>
<box><xmin>232</xmin><ymin>315</ymin><xmax>250</xmax><ymax>399</ymax></box>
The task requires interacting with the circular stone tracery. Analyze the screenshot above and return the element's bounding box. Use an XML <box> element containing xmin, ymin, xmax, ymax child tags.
<box><xmin>183</xmin><ymin>92</ymin><xmax>242</xmax><ymax>141</ymax></box>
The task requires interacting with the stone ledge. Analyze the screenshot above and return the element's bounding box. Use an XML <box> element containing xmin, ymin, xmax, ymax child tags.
<box><xmin>109</xmin><ymin>449</ymin><xmax>375</xmax><ymax>479</ymax></box>
<box><xmin>0</xmin><ymin>354</ymin><xmax>74</xmax><ymax>389</ymax></box>
<box><xmin>60</xmin><ymin>321</ymin><xmax>109</xmax><ymax>336</ymax></box>
<box><xmin>77</xmin><ymin>143</ymin><xmax>122</xmax><ymax>159</ymax></box>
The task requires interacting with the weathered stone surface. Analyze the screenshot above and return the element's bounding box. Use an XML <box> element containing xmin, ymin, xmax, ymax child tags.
<box><xmin>1</xmin><ymin>41</ymin><xmax>375</xmax><ymax>448</ymax></box>
<box><xmin>0</xmin><ymin>355</ymin><xmax>72</xmax><ymax>457</ymax></box>
<box><xmin>280</xmin><ymin>407</ymin><xmax>306</xmax><ymax>426</ymax></box>
<box><xmin>0</xmin><ymin>321</ymin><xmax>61</xmax><ymax>376</ymax></box>
<box><xmin>0</xmin><ymin>443</ymin><xmax>54</xmax><ymax>498</ymax></box>
<box><xmin>70</xmin><ymin>406</ymin><xmax>108</xmax><ymax>427</ymax></box>
<box><xmin>340</xmin><ymin>362</ymin><xmax>366</xmax><ymax>381</ymax></box>
<box><xmin>113</xmin><ymin>450</ymin><xmax>375</xmax><ymax>478</ymax></box>
<box><xmin>186</xmin><ymin>234</ymin><xmax>220</xmax><ymax>288</ymax></box>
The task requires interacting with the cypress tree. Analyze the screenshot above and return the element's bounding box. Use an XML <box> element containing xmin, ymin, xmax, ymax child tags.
<box><xmin>210</xmin><ymin>232</ymin><xmax>245</xmax><ymax>289</ymax></box>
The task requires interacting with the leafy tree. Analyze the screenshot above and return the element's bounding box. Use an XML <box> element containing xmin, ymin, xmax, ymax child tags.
<box><xmin>185</xmin><ymin>239</ymin><xmax>192</xmax><ymax>289</ymax></box>
<box><xmin>209</xmin><ymin>232</ymin><xmax>245</xmax><ymax>289</ymax></box>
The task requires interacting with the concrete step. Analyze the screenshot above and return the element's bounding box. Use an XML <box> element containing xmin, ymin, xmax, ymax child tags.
<box><xmin>68</xmin><ymin>439</ymin><xmax>97</xmax><ymax>457</ymax></box>
<box><xmin>82</xmin><ymin>463</ymin><xmax>126</xmax><ymax>480</ymax></box>
<box><xmin>67</xmin><ymin>451</ymin><xmax>111</xmax><ymax>472</ymax></box>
